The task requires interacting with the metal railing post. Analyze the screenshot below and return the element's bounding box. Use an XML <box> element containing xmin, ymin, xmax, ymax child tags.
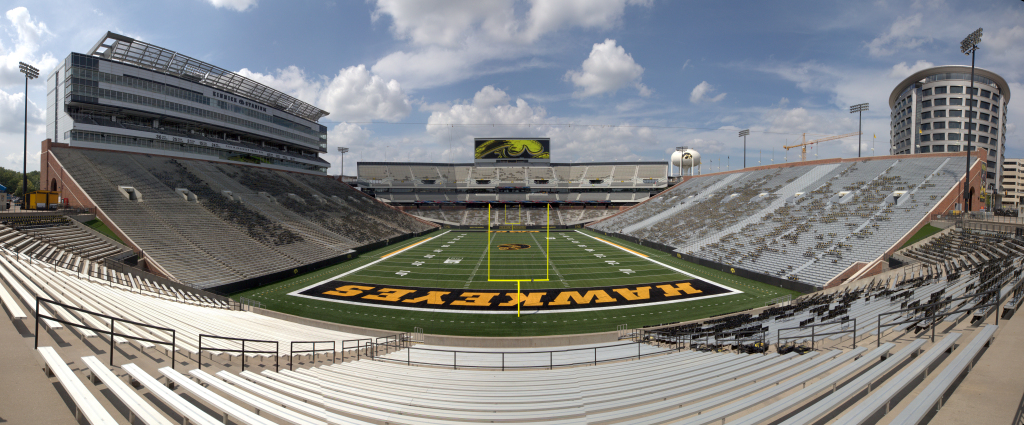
<box><xmin>171</xmin><ymin>330</ymin><xmax>176</xmax><ymax>370</ymax></box>
<box><xmin>34</xmin><ymin>297</ymin><xmax>39</xmax><ymax>349</ymax></box>
<box><xmin>242</xmin><ymin>340</ymin><xmax>246</xmax><ymax>371</ymax></box>
<box><xmin>109</xmin><ymin>318</ymin><xmax>115</xmax><ymax>366</ymax></box>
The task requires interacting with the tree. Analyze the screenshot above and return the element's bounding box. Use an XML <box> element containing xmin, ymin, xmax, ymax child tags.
<box><xmin>0</xmin><ymin>167</ymin><xmax>40</xmax><ymax>197</ymax></box>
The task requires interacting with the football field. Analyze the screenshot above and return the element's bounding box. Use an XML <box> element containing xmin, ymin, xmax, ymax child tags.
<box><xmin>233</xmin><ymin>228</ymin><xmax>802</xmax><ymax>336</ymax></box>
<box><xmin>337</xmin><ymin>229</ymin><xmax>699</xmax><ymax>291</ymax></box>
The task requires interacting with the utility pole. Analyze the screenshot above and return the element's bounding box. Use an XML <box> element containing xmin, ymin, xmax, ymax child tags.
<box><xmin>739</xmin><ymin>129</ymin><xmax>749</xmax><ymax>168</ymax></box>
<box><xmin>19</xmin><ymin>62</ymin><xmax>39</xmax><ymax>208</ymax></box>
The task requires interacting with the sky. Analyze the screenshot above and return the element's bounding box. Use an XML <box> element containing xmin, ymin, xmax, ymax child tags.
<box><xmin>1</xmin><ymin>0</ymin><xmax>1023</xmax><ymax>175</ymax></box>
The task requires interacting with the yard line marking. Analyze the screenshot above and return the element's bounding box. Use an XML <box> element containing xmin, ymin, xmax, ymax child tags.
<box><xmin>381</xmin><ymin>231</ymin><xmax>449</xmax><ymax>259</ymax></box>
<box><xmin>584</xmin><ymin>235</ymin><xmax>649</xmax><ymax>258</ymax></box>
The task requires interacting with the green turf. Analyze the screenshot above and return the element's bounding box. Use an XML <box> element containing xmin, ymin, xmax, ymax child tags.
<box><xmin>230</xmin><ymin>229</ymin><xmax>802</xmax><ymax>337</ymax></box>
<box><xmin>900</xmin><ymin>224</ymin><xmax>943</xmax><ymax>249</ymax></box>
<box><xmin>83</xmin><ymin>218</ymin><xmax>126</xmax><ymax>245</ymax></box>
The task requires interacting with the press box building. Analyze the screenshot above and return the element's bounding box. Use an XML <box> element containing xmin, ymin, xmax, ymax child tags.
<box><xmin>44</xmin><ymin>32</ymin><xmax>331</xmax><ymax>177</ymax></box>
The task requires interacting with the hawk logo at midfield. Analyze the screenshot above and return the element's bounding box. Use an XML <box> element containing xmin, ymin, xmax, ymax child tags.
<box><xmin>497</xmin><ymin>243</ymin><xmax>531</xmax><ymax>251</ymax></box>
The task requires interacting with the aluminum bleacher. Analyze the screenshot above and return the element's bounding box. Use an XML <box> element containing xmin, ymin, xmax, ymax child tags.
<box><xmin>592</xmin><ymin>156</ymin><xmax>974</xmax><ymax>288</ymax></box>
<box><xmin>51</xmin><ymin>147</ymin><xmax>435</xmax><ymax>289</ymax></box>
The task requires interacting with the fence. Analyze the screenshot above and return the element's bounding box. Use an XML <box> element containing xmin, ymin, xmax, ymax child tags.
<box><xmin>198</xmin><ymin>335</ymin><xmax>279</xmax><ymax>372</ymax></box>
<box><xmin>375</xmin><ymin>340</ymin><xmax>677</xmax><ymax>370</ymax></box>
<box><xmin>35</xmin><ymin>297</ymin><xmax>177</xmax><ymax>369</ymax></box>
<box><xmin>877</xmin><ymin>286</ymin><xmax>1001</xmax><ymax>347</ymax></box>
<box><xmin>289</xmin><ymin>341</ymin><xmax>335</xmax><ymax>371</ymax></box>
<box><xmin>776</xmin><ymin>318</ymin><xmax>856</xmax><ymax>351</ymax></box>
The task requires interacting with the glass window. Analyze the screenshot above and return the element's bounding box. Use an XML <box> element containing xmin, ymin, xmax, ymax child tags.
<box><xmin>949</xmin><ymin>122</ymin><xmax>961</xmax><ymax>129</ymax></box>
<box><xmin>980</xmin><ymin>136</ymin><xmax>989</xmax><ymax>144</ymax></box>
<box><xmin>968</xmin><ymin>87</ymin><xmax>979</xmax><ymax>96</ymax></box>
<box><xmin>949</xmin><ymin>98</ymin><xmax>962</xmax><ymax>106</ymax></box>
<box><xmin>920</xmin><ymin>123</ymin><xmax>931</xmax><ymax>130</ymax></box>
<box><xmin>921</xmin><ymin>111</ymin><xmax>931</xmax><ymax>119</ymax></box>
<box><xmin>948</xmin><ymin>133</ymin><xmax>961</xmax><ymax>141</ymax></box>
<box><xmin>948</xmin><ymin>145</ymin><xmax>960</xmax><ymax>152</ymax></box>
<box><xmin>980</xmin><ymin>112</ymin><xmax>990</xmax><ymax>120</ymax></box>
<box><xmin>933</xmin><ymin>144</ymin><xmax>945</xmax><ymax>152</ymax></box>
<box><xmin>980</xmin><ymin>124</ymin><xmax>989</xmax><ymax>132</ymax></box>
<box><xmin>922</xmin><ymin>88</ymin><xmax>932</xmax><ymax>96</ymax></box>
<box><xmin>922</xmin><ymin>100</ymin><xmax>932</xmax><ymax>108</ymax></box>
<box><xmin>934</xmin><ymin>122</ymin><xmax>946</xmax><ymax>129</ymax></box>
<box><xmin>934</xmin><ymin>98</ymin><xmax>947</xmax><ymax>106</ymax></box>
<box><xmin>949</xmin><ymin>110</ymin><xmax>962</xmax><ymax>117</ymax></box>
<box><xmin>935</xmin><ymin>86</ymin><xmax>947</xmax><ymax>94</ymax></box>
<box><xmin>992</xmin><ymin>94</ymin><xmax>1000</xmax><ymax>101</ymax></box>
<box><xmin>950</xmin><ymin>86</ymin><xmax>963</xmax><ymax>94</ymax></box>
<box><xmin>992</xmin><ymin>105</ymin><xmax>999</xmax><ymax>113</ymax></box>
<box><xmin>967</xmin><ymin>111</ymin><xmax>977</xmax><ymax>119</ymax></box>
<box><xmin>981</xmin><ymin>101</ymin><xmax>990</xmax><ymax>109</ymax></box>
<box><xmin>921</xmin><ymin>134</ymin><xmax>930</xmax><ymax>142</ymax></box>
<box><xmin>934</xmin><ymin>133</ymin><xmax>946</xmax><ymax>141</ymax></box>
<box><xmin>966</xmin><ymin>134</ymin><xmax>975</xmax><ymax>142</ymax></box>
<box><xmin>920</xmin><ymin>145</ymin><xmax>930</xmax><ymax>153</ymax></box>
<box><xmin>935</xmin><ymin>110</ymin><xmax>947</xmax><ymax>118</ymax></box>
<box><xmin>981</xmin><ymin>89</ymin><xmax>991</xmax><ymax>98</ymax></box>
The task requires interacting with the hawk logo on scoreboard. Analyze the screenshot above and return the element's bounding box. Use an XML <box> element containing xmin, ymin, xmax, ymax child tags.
<box><xmin>682</xmin><ymin>152</ymin><xmax>693</xmax><ymax>160</ymax></box>
<box><xmin>497</xmin><ymin>243</ymin><xmax>531</xmax><ymax>251</ymax></box>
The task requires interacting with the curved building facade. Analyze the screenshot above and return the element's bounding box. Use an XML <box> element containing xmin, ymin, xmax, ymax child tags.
<box><xmin>889</xmin><ymin>65</ymin><xmax>1010</xmax><ymax>199</ymax></box>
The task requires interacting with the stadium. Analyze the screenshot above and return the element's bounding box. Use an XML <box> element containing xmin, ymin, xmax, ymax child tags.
<box><xmin>2</xmin><ymin>23</ymin><xmax>1023</xmax><ymax>425</ymax></box>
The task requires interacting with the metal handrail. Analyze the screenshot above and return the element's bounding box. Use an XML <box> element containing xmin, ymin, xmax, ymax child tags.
<box><xmin>777</xmin><ymin>318</ymin><xmax>856</xmax><ymax>351</ymax></box>
<box><xmin>876</xmin><ymin>286</ymin><xmax>1001</xmax><ymax>347</ymax></box>
<box><xmin>34</xmin><ymin>297</ymin><xmax>177</xmax><ymax>369</ymax></box>
<box><xmin>289</xmin><ymin>341</ymin><xmax>335</xmax><ymax>371</ymax></box>
<box><xmin>198</xmin><ymin>334</ymin><xmax>278</xmax><ymax>372</ymax></box>
<box><xmin>376</xmin><ymin>340</ymin><xmax>677</xmax><ymax>371</ymax></box>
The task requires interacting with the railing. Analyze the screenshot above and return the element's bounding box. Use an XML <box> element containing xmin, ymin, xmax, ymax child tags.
<box><xmin>34</xmin><ymin>297</ymin><xmax>177</xmax><ymax>369</ymax></box>
<box><xmin>377</xmin><ymin>339</ymin><xmax>677</xmax><ymax>370</ymax></box>
<box><xmin>340</xmin><ymin>339</ymin><xmax>374</xmax><ymax>362</ymax></box>
<box><xmin>776</xmin><ymin>318</ymin><xmax>856</xmax><ymax>351</ymax></box>
<box><xmin>238</xmin><ymin>297</ymin><xmax>264</xmax><ymax>311</ymax></box>
<box><xmin>877</xmin><ymin>286</ymin><xmax>1001</xmax><ymax>347</ymax></box>
<box><xmin>289</xmin><ymin>341</ymin><xmax>335</xmax><ymax>371</ymax></box>
<box><xmin>765</xmin><ymin>294</ymin><xmax>792</xmax><ymax>307</ymax></box>
<box><xmin>198</xmin><ymin>335</ymin><xmax>278</xmax><ymax>372</ymax></box>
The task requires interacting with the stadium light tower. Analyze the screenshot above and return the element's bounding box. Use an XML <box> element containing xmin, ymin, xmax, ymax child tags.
<box><xmin>19</xmin><ymin>61</ymin><xmax>39</xmax><ymax>208</ymax></box>
<box><xmin>337</xmin><ymin>147</ymin><xmax>349</xmax><ymax>178</ymax></box>
<box><xmin>849</xmin><ymin>103</ymin><xmax>868</xmax><ymax>158</ymax></box>
<box><xmin>738</xmin><ymin>129</ymin><xmax>749</xmax><ymax>168</ymax></box>
<box><xmin>961</xmin><ymin>27</ymin><xmax>982</xmax><ymax>212</ymax></box>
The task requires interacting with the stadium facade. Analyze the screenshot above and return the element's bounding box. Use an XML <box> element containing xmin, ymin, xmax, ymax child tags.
<box><xmin>44</xmin><ymin>31</ymin><xmax>331</xmax><ymax>177</ymax></box>
<box><xmin>1004</xmin><ymin>158</ymin><xmax>1022</xmax><ymax>211</ymax></box>
<box><xmin>889</xmin><ymin>65</ymin><xmax>1010</xmax><ymax>202</ymax></box>
<box><xmin>358</xmin><ymin>160</ymin><xmax>669</xmax><ymax>226</ymax></box>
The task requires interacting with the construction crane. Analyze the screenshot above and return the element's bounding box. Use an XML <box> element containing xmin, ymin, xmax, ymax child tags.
<box><xmin>783</xmin><ymin>132</ymin><xmax>862</xmax><ymax>161</ymax></box>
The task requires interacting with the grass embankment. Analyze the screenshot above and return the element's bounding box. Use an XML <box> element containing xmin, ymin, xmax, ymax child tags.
<box><xmin>83</xmin><ymin>218</ymin><xmax>126</xmax><ymax>245</ymax></box>
<box><xmin>900</xmin><ymin>224</ymin><xmax>943</xmax><ymax>250</ymax></box>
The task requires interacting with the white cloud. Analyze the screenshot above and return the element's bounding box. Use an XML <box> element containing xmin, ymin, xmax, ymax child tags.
<box><xmin>689</xmin><ymin>81</ymin><xmax>726</xmax><ymax>104</ymax></box>
<box><xmin>370</xmin><ymin>0</ymin><xmax>651</xmax><ymax>90</ymax></box>
<box><xmin>0</xmin><ymin>7</ymin><xmax>57</xmax><ymax>87</ymax></box>
<box><xmin>524</xmin><ymin>0</ymin><xmax>649</xmax><ymax>42</ymax></box>
<box><xmin>888</xmin><ymin>60</ymin><xmax>935</xmax><ymax>79</ymax></box>
<box><xmin>238</xmin><ymin>64</ymin><xmax>411</xmax><ymax>122</ymax></box>
<box><xmin>865</xmin><ymin>13</ymin><xmax>931</xmax><ymax>57</ymax></box>
<box><xmin>0</xmin><ymin>86</ymin><xmax>45</xmax><ymax>171</ymax></box>
<box><xmin>565</xmin><ymin>39</ymin><xmax>649</xmax><ymax>98</ymax></box>
<box><xmin>205</xmin><ymin>0</ymin><xmax>258</xmax><ymax>12</ymax></box>
<box><xmin>425</xmin><ymin>86</ymin><xmax>659</xmax><ymax>162</ymax></box>
<box><xmin>372</xmin><ymin>0</ymin><xmax>517</xmax><ymax>47</ymax></box>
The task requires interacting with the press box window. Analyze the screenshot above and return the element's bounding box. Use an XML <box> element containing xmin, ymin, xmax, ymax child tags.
<box><xmin>935</xmin><ymin>86</ymin><xmax>947</xmax><ymax>94</ymax></box>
